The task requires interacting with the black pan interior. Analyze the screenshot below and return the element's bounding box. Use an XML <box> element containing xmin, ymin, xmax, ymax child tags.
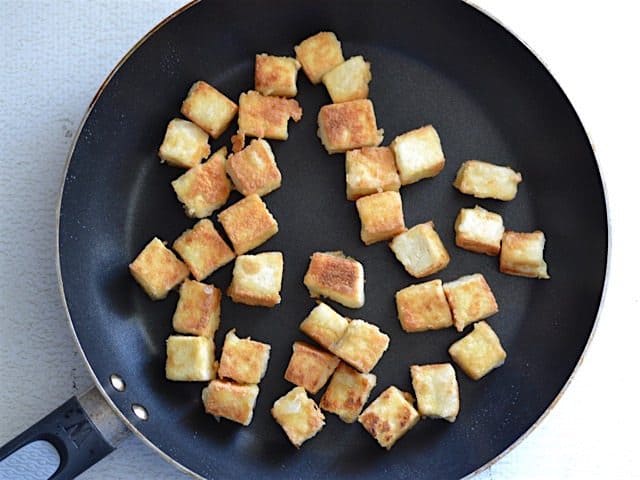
<box><xmin>58</xmin><ymin>1</ymin><xmax>607</xmax><ymax>478</ymax></box>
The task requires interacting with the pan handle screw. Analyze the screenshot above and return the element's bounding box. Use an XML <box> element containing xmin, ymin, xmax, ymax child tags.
<box><xmin>131</xmin><ymin>404</ymin><xmax>148</xmax><ymax>421</ymax></box>
<box><xmin>109</xmin><ymin>374</ymin><xmax>126</xmax><ymax>392</ymax></box>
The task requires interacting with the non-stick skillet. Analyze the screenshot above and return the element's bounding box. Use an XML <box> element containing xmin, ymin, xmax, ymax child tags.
<box><xmin>0</xmin><ymin>1</ymin><xmax>608</xmax><ymax>478</ymax></box>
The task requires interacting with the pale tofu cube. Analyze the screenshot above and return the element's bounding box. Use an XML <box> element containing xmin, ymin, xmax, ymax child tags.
<box><xmin>254</xmin><ymin>53</ymin><xmax>301</xmax><ymax>97</ymax></box>
<box><xmin>202</xmin><ymin>380</ymin><xmax>259</xmax><ymax>426</ymax></box>
<box><xmin>389</xmin><ymin>221</ymin><xmax>450</xmax><ymax>278</ymax></box>
<box><xmin>455</xmin><ymin>205</ymin><xmax>504</xmax><ymax>256</ymax></box>
<box><xmin>322</xmin><ymin>56</ymin><xmax>372</xmax><ymax>103</ymax></box>
<box><xmin>294</xmin><ymin>31</ymin><xmax>345</xmax><ymax>84</ymax></box>
<box><xmin>181</xmin><ymin>81</ymin><xmax>238</xmax><ymax>139</ymax></box>
<box><xmin>218</xmin><ymin>194</ymin><xmax>279</xmax><ymax>255</ymax></box>
<box><xmin>410</xmin><ymin>363</ymin><xmax>459</xmax><ymax>422</ymax></box>
<box><xmin>448</xmin><ymin>321</ymin><xmax>506</xmax><ymax>380</ymax></box>
<box><xmin>225</xmin><ymin>139</ymin><xmax>281</xmax><ymax>197</ymax></box>
<box><xmin>331</xmin><ymin>319</ymin><xmax>390</xmax><ymax>373</ymax></box>
<box><xmin>320</xmin><ymin>362</ymin><xmax>376</xmax><ymax>423</ymax></box>
<box><xmin>299</xmin><ymin>302</ymin><xmax>350</xmax><ymax>350</ymax></box>
<box><xmin>358</xmin><ymin>386</ymin><xmax>419</xmax><ymax>450</ymax></box>
<box><xmin>227</xmin><ymin>252</ymin><xmax>283</xmax><ymax>307</ymax></box>
<box><xmin>173</xmin><ymin>219</ymin><xmax>235</xmax><ymax>281</ymax></box>
<box><xmin>172</xmin><ymin>280</ymin><xmax>221</xmax><ymax>337</ymax></box>
<box><xmin>158</xmin><ymin>118</ymin><xmax>210</xmax><ymax>169</ymax></box>
<box><xmin>500</xmin><ymin>230</ymin><xmax>550</xmax><ymax>279</ymax></box>
<box><xmin>166</xmin><ymin>335</ymin><xmax>215</xmax><ymax>381</ymax></box>
<box><xmin>390</xmin><ymin>125</ymin><xmax>445</xmax><ymax>185</ymax></box>
<box><xmin>453</xmin><ymin>160</ymin><xmax>522</xmax><ymax>201</ymax></box>
<box><xmin>271</xmin><ymin>386</ymin><xmax>326</xmax><ymax>447</ymax></box>
<box><xmin>345</xmin><ymin>146</ymin><xmax>400</xmax><ymax>201</ymax></box>
<box><xmin>356</xmin><ymin>191</ymin><xmax>406</xmax><ymax>245</ymax></box>
<box><xmin>395</xmin><ymin>279</ymin><xmax>453</xmax><ymax>333</ymax></box>
<box><xmin>303</xmin><ymin>251</ymin><xmax>365</xmax><ymax>309</ymax></box>
<box><xmin>443</xmin><ymin>273</ymin><xmax>499</xmax><ymax>332</ymax></box>
<box><xmin>284</xmin><ymin>342</ymin><xmax>340</xmax><ymax>394</ymax></box>
<box><xmin>218</xmin><ymin>329</ymin><xmax>271</xmax><ymax>385</ymax></box>
<box><xmin>317</xmin><ymin>99</ymin><xmax>383</xmax><ymax>154</ymax></box>
<box><xmin>129</xmin><ymin>237</ymin><xmax>189</xmax><ymax>300</ymax></box>
<box><xmin>238</xmin><ymin>90</ymin><xmax>302</xmax><ymax>140</ymax></box>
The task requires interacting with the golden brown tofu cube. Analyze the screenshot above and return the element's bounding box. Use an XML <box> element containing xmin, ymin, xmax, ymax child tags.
<box><xmin>218</xmin><ymin>329</ymin><xmax>271</xmax><ymax>385</ymax></box>
<box><xmin>331</xmin><ymin>319</ymin><xmax>390</xmax><ymax>373</ymax></box>
<box><xmin>390</xmin><ymin>125</ymin><xmax>445</xmax><ymax>185</ymax></box>
<box><xmin>202</xmin><ymin>380</ymin><xmax>259</xmax><ymax>426</ymax></box>
<box><xmin>173</xmin><ymin>219</ymin><xmax>235</xmax><ymax>281</ymax></box>
<box><xmin>181</xmin><ymin>81</ymin><xmax>237</xmax><ymax>139</ymax></box>
<box><xmin>389</xmin><ymin>221</ymin><xmax>450</xmax><ymax>278</ymax></box>
<box><xmin>217</xmin><ymin>194</ymin><xmax>279</xmax><ymax>255</ymax></box>
<box><xmin>237</xmin><ymin>90</ymin><xmax>302</xmax><ymax>141</ymax></box>
<box><xmin>255</xmin><ymin>53</ymin><xmax>301</xmax><ymax>98</ymax></box>
<box><xmin>158</xmin><ymin>118</ymin><xmax>210</xmax><ymax>169</ymax></box>
<box><xmin>454</xmin><ymin>205</ymin><xmax>504</xmax><ymax>256</ymax></box>
<box><xmin>410</xmin><ymin>363</ymin><xmax>459</xmax><ymax>422</ymax></box>
<box><xmin>317</xmin><ymin>99</ymin><xmax>383</xmax><ymax>154</ymax></box>
<box><xmin>284</xmin><ymin>342</ymin><xmax>340</xmax><ymax>394</ymax></box>
<box><xmin>345</xmin><ymin>146</ymin><xmax>400</xmax><ymax>201</ymax></box>
<box><xmin>299</xmin><ymin>302</ymin><xmax>350</xmax><ymax>350</ymax></box>
<box><xmin>443</xmin><ymin>273</ymin><xmax>499</xmax><ymax>332</ymax></box>
<box><xmin>271</xmin><ymin>387</ymin><xmax>326</xmax><ymax>448</ymax></box>
<box><xmin>453</xmin><ymin>160</ymin><xmax>522</xmax><ymax>201</ymax></box>
<box><xmin>166</xmin><ymin>335</ymin><xmax>216</xmax><ymax>381</ymax></box>
<box><xmin>395</xmin><ymin>279</ymin><xmax>453</xmax><ymax>333</ymax></box>
<box><xmin>322</xmin><ymin>56</ymin><xmax>372</xmax><ymax>103</ymax></box>
<box><xmin>294</xmin><ymin>31</ymin><xmax>344</xmax><ymax>84</ymax></box>
<box><xmin>172</xmin><ymin>280</ymin><xmax>221</xmax><ymax>337</ymax></box>
<box><xmin>358</xmin><ymin>386</ymin><xmax>420</xmax><ymax>450</ymax></box>
<box><xmin>320</xmin><ymin>362</ymin><xmax>376</xmax><ymax>423</ymax></box>
<box><xmin>303</xmin><ymin>251</ymin><xmax>365</xmax><ymax>309</ymax></box>
<box><xmin>129</xmin><ymin>237</ymin><xmax>189</xmax><ymax>300</ymax></box>
<box><xmin>448</xmin><ymin>321</ymin><xmax>506</xmax><ymax>380</ymax></box>
<box><xmin>500</xmin><ymin>230</ymin><xmax>550</xmax><ymax>279</ymax></box>
<box><xmin>227</xmin><ymin>252</ymin><xmax>283</xmax><ymax>307</ymax></box>
<box><xmin>356</xmin><ymin>191</ymin><xmax>406</xmax><ymax>245</ymax></box>
<box><xmin>225</xmin><ymin>139</ymin><xmax>281</xmax><ymax>197</ymax></box>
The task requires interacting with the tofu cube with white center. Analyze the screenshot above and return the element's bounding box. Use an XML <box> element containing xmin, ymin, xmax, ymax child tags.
<box><xmin>172</xmin><ymin>280</ymin><xmax>221</xmax><ymax>337</ymax></box>
<box><xmin>303</xmin><ymin>251</ymin><xmax>365</xmax><ymax>309</ymax></box>
<box><xmin>254</xmin><ymin>53</ymin><xmax>301</xmax><ymax>98</ymax></box>
<box><xmin>345</xmin><ymin>146</ymin><xmax>400</xmax><ymax>200</ymax></box>
<box><xmin>389</xmin><ymin>221</ymin><xmax>450</xmax><ymax>278</ymax></box>
<box><xmin>158</xmin><ymin>118</ymin><xmax>211</xmax><ymax>169</ymax></box>
<box><xmin>453</xmin><ymin>160</ymin><xmax>522</xmax><ymax>201</ymax></box>
<box><xmin>294</xmin><ymin>31</ymin><xmax>345</xmax><ymax>84</ymax></box>
<box><xmin>317</xmin><ymin>99</ymin><xmax>384</xmax><ymax>154</ymax></box>
<box><xmin>322</xmin><ymin>55</ymin><xmax>372</xmax><ymax>103</ymax></box>
<box><xmin>166</xmin><ymin>335</ymin><xmax>216</xmax><ymax>381</ymax></box>
<box><xmin>443</xmin><ymin>273</ymin><xmax>499</xmax><ymax>332</ymax></box>
<box><xmin>218</xmin><ymin>194</ymin><xmax>279</xmax><ymax>255</ymax></box>
<box><xmin>356</xmin><ymin>191</ymin><xmax>406</xmax><ymax>245</ymax></box>
<box><xmin>202</xmin><ymin>380</ymin><xmax>259</xmax><ymax>426</ymax></box>
<box><xmin>390</xmin><ymin>125</ymin><xmax>445</xmax><ymax>185</ymax></box>
<box><xmin>217</xmin><ymin>329</ymin><xmax>271</xmax><ymax>385</ymax></box>
<box><xmin>284</xmin><ymin>342</ymin><xmax>340</xmax><ymax>394</ymax></box>
<box><xmin>500</xmin><ymin>230</ymin><xmax>550</xmax><ymax>279</ymax></box>
<box><xmin>449</xmin><ymin>321</ymin><xmax>507</xmax><ymax>380</ymax></box>
<box><xmin>227</xmin><ymin>252</ymin><xmax>283</xmax><ymax>307</ymax></box>
<box><xmin>320</xmin><ymin>362</ymin><xmax>376</xmax><ymax>423</ymax></box>
<box><xmin>272</xmin><ymin>386</ymin><xmax>326</xmax><ymax>448</ymax></box>
<box><xmin>410</xmin><ymin>363</ymin><xmax>459</xmax><ymax>422</ymax></box>
<box><xmin>299</xmin><ymin>302</ymin><xmax>350</xmax><ymax>351</ymax></box>
<box><xmin>395</xmin><ymin>279</ymin><xmax>453</xmax><ymax>332</ymax></box>
<box><xmin>454</xmin><ymin>205</ymin><xmax>504</xmax><ymax>256</ymax></box>
<box><xmin>238</xmin><ymin>90</ymin><xmax>302</xmax><ymax>140</ymax></box>
<box><xmin>330</xmin><ymin>319</ymin><xmax>390</xmax><ymax>373</ymax></box>
<box><xmin>181</xmin><ymin>81</ymin><xmax>238</xmax><ymax>139</ymax></box>
<box><xmin>225</xmin><ymin>139</ymin><xmax>281</xmax><ymax>197</ymax></box>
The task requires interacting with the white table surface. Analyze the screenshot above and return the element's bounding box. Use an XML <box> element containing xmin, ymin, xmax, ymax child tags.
<box><xmin>1</xmin><ymin>1</ymin><xmax>638</xmax><ymax>478</ymax></box>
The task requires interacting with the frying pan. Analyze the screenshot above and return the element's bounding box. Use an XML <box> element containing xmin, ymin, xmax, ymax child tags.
<box><xmin>0</xmin><ymin>0</ymin><xmax>608</xmax><ymax>478</ymax></box>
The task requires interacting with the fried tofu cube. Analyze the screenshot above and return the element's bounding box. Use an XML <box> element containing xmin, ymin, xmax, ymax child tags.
<box><xmin>294</xmin><ymin>31</ymin><xmax>345</xmax><ymax>84</ymax></box>
<box><xmin>299</xmin><ymin>302</ymin><xmax>350</xmax><ymax>350</ymax></box>
<box><xmin>389</xmin><ymin>221</ymin><xmax>450</xmax><ymax>278</ymax></box>
<box><xmin>171</xmin><ymin>146</ymin><xmax>232</xmax><ymax>218</ymax></box>
<box><xmin>410</xmin><ymin>363</ymin><xmax>459</xmax><ymax>422</ymax></box>
<box><xmin>158</xmin><ymin>118</ymin><xmax>210</xmax><ymax>169</ymax></box>
<box><xmin>453</xmin><ymin>160</ymin><xmax>522</xmax><ymax>201</ymax></box>
<box><xmin>320</xmin><ymin>362</ymin><xmax>376</xmax><ymax>423</ymax></box>
<box><xmin>449</xmin><ymin>321</ymin><xmax>506</xmax><ymax>380</ymax></box>
<box><xmin>227</xmin><ymin>252</ymin><xmax>283</xmax><ymax>307</ymax></box>
<box><xmin>271</xmin><ymin>387</ymin><xmax>326</xmax><ymax>448</ymax></box>
<box><xmin>454</xmin><ymin>205</ymin><xmax>504</xmax><ymax>256</ymax></box>
<box><xmin>331</xmin><ymin>319</ymin><xmax>390</xmax><ymax>373</ymax></box>
<box><xmin>395</xmin><ymin>279</ymin><xmax>453</xmax><ymax>333</ymax></box>
<box><xmin>129</xmin><ymin>237</ymin><xmax>189</xmax><ymax>300</ymax></box>
<box><xmin>500</xmin><ymin>230</ymin><xmax>550</xmax><ymax>279</ymax></box>
<box><xmin>390</xmin><ymin>125</ymin><xmax>445</xmax><ymax>185</ymax></box>
<box><xmin>165</xmin><ymin>335</ymin><xmax>216</xmax><ymax>381</ymax></box>
<box><xmin>345</xmin><ymin>146</ymin><xmax>400</xmax><ymax>201</ymax></box>
<box><xmin>218</xmin><ymin>194</ymin><xmax>279</xmax><ymax>255</ymax></box>
<box><xmin>284</xmin><ymin>342</ymin><xmax>340</xmax><ymax>394</ymax></box>
<box><xmin>172</xmin><ymin>280</ymin><xmax>221</xmax><ymax>337</ymax></box>
<box><xmin>358</xmin><ymin>386</ymin><xmax>419</xmax><ymax>450</ymax></box>
<box><xmin>173</xmin><ymin>219</ymin><xmax>235</xmax><ymax>281</ymax></box>
<box><xmin>255</xmin><ymin>54</ymin><xmax>301</xmax><ymax>98</ymax></box>
<box><xmin>356</xmin><ymin>191</ymin><xmax>406</xmax><ymax>245</ymax></box>
<box><xmin>181</xmin><ymin>81</ymin><xmax>237</xmax><ymax>139</ymax></box>
<box><xmin>317</xmin><ymin>99</ymin><xmax>384</xmax><ymax>154</ymax></box>
<box><xmin>225</xmin><ymin>139</ymin><xmax>281</xmax><ymax>197</ymax></box>
<box><xmin>237</xmin><ymin>90</ymin><xmax>302</xmax><ymax>141</ymax></box>
<box><xmin>303</xmin><ymin>251</ymin><xmax>365</xmax><ymax>309</ymax></box>
<box><xmin>202</xmin><ymin>380</ymin><xmax>259</xmax><ymax>426</ymax></box>
<box><xmin>443</xmin><ymin>273</ymin><xmax>499</xmax><ymax>332</ymax></box>
<box><xmin>218</xmin><ymin>329</ymin><xmax>271</xmax><ymax>385</ymax></box>
<box><xmin>322</xmin><ymin>56</ymin><xmax>372</xmax><ymax>103</ymax></box>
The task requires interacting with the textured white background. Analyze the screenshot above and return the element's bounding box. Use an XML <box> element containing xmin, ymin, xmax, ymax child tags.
<box><xmin>0</xmin><ymin>1</ymin><xmax>638</xmax><ymax>478</ymax></box>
